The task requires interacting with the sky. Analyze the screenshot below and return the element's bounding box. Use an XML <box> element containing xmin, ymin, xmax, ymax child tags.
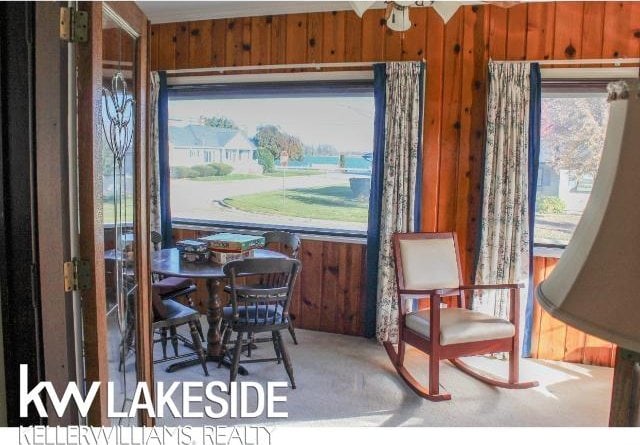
<box><xmin>169</xmin><ymin>96</ymin><xmax>375</xmax><ymax>153</ymax></box>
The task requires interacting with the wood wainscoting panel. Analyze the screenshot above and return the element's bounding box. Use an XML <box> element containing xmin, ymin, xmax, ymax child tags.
<box><xmin>172</xmin><ymin>228</ymin><xmax>367</xmax><ymax>336</ymax></box>
<box><xmin>531</xmin><ymin>255</ymin><xmax>616</xmax><ymax>367</ymax></box>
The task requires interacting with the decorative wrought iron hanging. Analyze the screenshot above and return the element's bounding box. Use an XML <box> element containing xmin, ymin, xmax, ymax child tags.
<box><xmin>101</xmin><ymin>69</ymin><xmax>137</xmax><ymax>414</ymax></box>
<box><xmin>101</xmin><ymin>71</ymin><xmax>135</xmax><ymax>167</ymax></box>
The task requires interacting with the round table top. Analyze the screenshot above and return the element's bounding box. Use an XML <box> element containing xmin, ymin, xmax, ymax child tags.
<box><xmin>151</xmin><ymin>248</ymin><xmax>286</xmax><ymax>279</ymax></box>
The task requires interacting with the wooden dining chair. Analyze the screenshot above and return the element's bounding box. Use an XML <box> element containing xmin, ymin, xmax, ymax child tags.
<box><xmin>150</xmin><ymin>230</ymin><xmax>203</xmax><ymax>342</ymax></box>
<box><xmin>385</xmin><ymin>232</ymin><xmax>538</xmax><ymax>401</ymax></box>
<box><xmin>152</xmin><ymin>285</ymin><xmax>209</xmax><ymax>376</ymax></box>
<box><xmin>118</xmin><ymin>285</ymin><xmax>209</xmax><ymax>376</ymax></box>
<box><xmin>219</xmin><ymin>257</ymin><xmax>301</xmax><ymax>391</ymax></box>
<box><xmin>263</xmin><ymin>231</ymin><xmax>301</xmax><ymax>344</ymax></box>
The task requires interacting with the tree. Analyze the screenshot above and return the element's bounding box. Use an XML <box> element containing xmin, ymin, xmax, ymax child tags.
<box><xmin>255</xmin><ymin>148</ymin><xmax>275</xmax><ymax>173</ymax></box>
<box><xmin>542</xmin><ymin>97</ymin><xmax>608</xmax><ymax>184</ymax></box>
<box><xmin>202</xmin><ymin>115</ymin><xmax>238</xmax><ymax>129</ymax></box>
<box><xmin>252</xmin><ymin>125</ymin><xmax>304</xmax><ymax>161</ymax></box>
<box><xmin>303</xmin><ymin>144</ymin><xmax>339</xmax><ymax>156</ymax></box>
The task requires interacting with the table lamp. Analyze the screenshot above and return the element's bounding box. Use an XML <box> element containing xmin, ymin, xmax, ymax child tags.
<box><xmin>536</xmin><ymin>79</ymin><xmax>640</xmax><ymax>427</ymax></box>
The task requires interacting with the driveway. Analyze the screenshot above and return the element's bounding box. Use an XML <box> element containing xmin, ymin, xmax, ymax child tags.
<box><xmin>172</xmin><ymin>172</ymin><xmax>357</xmax><ymax>201</ymax></box>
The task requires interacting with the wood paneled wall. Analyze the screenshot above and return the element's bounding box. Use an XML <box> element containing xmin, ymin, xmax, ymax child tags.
<box><xmin>173</xmin><ymin>228</ymin><xmax>367</xmax><ymax>336</ymax></box>
<box><xmin>151</xmin><ymin>4</ymin><xmax>639</xmax><ymax>351</ymax></box>
<box><xmin>531</xmin><ymin>256</ymin><xmax>616</xmax><ymax>367</ymax></box>
<box><xmin>150</xmin><ymin>2</ymin><xmax>640</xmax><ymax>286</ymax></box>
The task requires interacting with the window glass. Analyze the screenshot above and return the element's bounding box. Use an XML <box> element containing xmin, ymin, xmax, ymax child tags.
<box><xmin>535</xmin><ymin>82</ymin><xmax>610</xmax><ymax>246</ymax></box>
<box><xmin>168</xmin><ymin>81</ymin><xmax>375</xmax><ymax>233</ymax></box>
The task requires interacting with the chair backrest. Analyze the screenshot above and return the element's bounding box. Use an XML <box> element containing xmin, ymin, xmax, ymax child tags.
<box><xmin>223</xmin><ymin>257</ymin><xmax>301</xmax><ymax>327</ymax></box>
<box><xmin>263</xmin><ymin>231</ymin><xmax>301</xmax><ymax>259</ymax></box>
<box><xmin>151</xmin><ymin>286</ymin><xmax>168</xmax><ymax>322</ymax></box>
<box><xmin>393</xmin><ymin>232</ymin><xmax>462</xmax><ymax>292</ymax></box>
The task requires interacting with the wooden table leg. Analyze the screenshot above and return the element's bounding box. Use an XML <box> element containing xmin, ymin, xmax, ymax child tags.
<box><xmin>206</xmin><ymin>278</ymin><xmax>224</xmax><ymax>357</ymax></box>
<box><xmin>609</xmin><ymin>347</ymin><xmax>640</xmax><ymax>426</ymax></box>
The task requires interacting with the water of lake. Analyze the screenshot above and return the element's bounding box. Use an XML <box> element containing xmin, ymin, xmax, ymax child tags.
<box><xmin>276</xmin><ymin>155</ymin><xmax>372</xmax><ymax>170</ymax></box>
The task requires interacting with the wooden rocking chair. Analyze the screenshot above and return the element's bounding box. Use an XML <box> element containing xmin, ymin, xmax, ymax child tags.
<box><xmin>384</xmin><ymin>232</ymin><xmax>538</xmax><ymax>401</ymax></box>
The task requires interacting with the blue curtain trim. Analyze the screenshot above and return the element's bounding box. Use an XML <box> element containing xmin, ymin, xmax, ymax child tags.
<box><xmin>414</xmin><ymin>62</ymin><xmax>425</xmax><ymax>230</ymax></box>
<box><xmin>364</xmin><ymin>63</ymin><xmax>387</xmax><ymax>338</ymax></box>
<box><xmin>411</xmin><ymin>62</ymin><xmax>426</xmax><ymax>313</ymax></box>
<box><xmin>523</xmin><ymin>63</ymin><xmax>542</xmax><ymax>358</ymax></box>
<box><xmin>158</xmin><ymin>71</ymin><xmax>173</xmax><ymax>248</ymax></box>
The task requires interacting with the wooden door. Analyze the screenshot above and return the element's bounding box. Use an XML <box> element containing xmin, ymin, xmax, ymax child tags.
<box><xmin>75</xmin><ymin>1</ymin><xmax>152</xmax><ymax>426</ymax></box>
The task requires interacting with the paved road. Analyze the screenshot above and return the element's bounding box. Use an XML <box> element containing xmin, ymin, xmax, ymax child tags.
<box><xmin>172</xmin><ymin>172</ymin><xmax>357</xmax><ymax>201</ymax></box>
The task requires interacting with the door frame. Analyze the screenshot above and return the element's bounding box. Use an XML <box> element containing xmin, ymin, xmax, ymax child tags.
<box><xmin>76</xmin><ymin>1</ymin><xmax>152</xmax><ymax>426</ymax></box>
<box><xmin>35</xmin><ymin>1</ymin><xmax>79</xmax><ymax>426</ymax></box>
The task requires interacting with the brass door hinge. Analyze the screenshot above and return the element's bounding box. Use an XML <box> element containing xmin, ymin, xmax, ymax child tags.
<box><xmin>60</xmin><ymin>7</ymin><xmax>88</xmax><ymax>43</ymax></box>
<box><xmin>63</xmin><ymin>258</ymin><xmax>91</xmax><ymax>292</ymax></box>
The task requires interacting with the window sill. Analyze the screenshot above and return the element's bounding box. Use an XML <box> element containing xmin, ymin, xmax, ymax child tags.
<box><xmin>172</xmin><ymin>218</ymin><xmax>368</xmax><ymax>245</ymax></box>
<box><xmin>533</xmin><ymin>245</ymin><xmax>565</xmax><ymax>259</ymax></box>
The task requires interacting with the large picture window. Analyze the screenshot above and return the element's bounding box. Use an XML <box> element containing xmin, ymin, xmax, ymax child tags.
<box><xmin>535</xmin><ymin>79</ymin><xmax>612</xmax><ymax>247</ymax></box>
<box><xmin>168</xmin><ymin>80</ymin><xmax>375</xmax><ymax>234</ymax></box>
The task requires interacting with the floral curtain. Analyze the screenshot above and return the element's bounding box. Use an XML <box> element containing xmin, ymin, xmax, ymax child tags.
<box><xmin>474</xmin><ymin>62</ymin><xmax>531</xmax><ymax>320</ymax></box>
<box><xmin>149</xmin><ymin>71</ymin><xmax>162</xmax><ymax>240</ymax></box>
<box><xmin>376</xmin><ymin>62</ymin><xmax>424</xmax><ymax>343</ymax></box>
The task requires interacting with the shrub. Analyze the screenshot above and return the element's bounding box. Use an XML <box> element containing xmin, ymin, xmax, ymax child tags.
<box><xmin>255</xmin><ymin>149</ymin><xmax>275</xmax><ymax>173</ymax></box>
<box><xmin>210</xmin><ymin>162</ymin><xmax>233</xmax><ymax>176</ymax></box>
<box><xmin>172</xmin><ymin>166</ymin><xmax>198</xmax><ymax>178</ymax></box>
<box><xmin>537</xmin><ymin>196</ymin><xmax>566</xmax><ymax>214</ymax></box>
<box><xmin>190</xmin><ymin>164</ymin><xmax>211</xmax><ymax>177</ymax></box>
<box><xmin>173</xmin><ymin>163</ymin><xmax>233</xmax><ymax>178</ymax></box>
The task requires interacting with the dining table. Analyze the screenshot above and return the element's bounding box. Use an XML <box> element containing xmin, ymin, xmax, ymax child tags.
<box><xmin>151</xmin><ymin>247</ymin><xmax>287</xmax><ymax>374</ymax></box>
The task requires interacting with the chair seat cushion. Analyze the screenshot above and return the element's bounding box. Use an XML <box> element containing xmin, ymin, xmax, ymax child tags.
<box><xmin>405</xmin><ymin>308</ymin><xmax>515</xmax><ymax>346</ymax></box>
<box><xmin>153</xmin><ymin>277</ymin><xmax>193</xmax><ymax>296</ymax></box>
<box><xmin>223</xmin><ymin>304</ymin><xmax>284</xmax><ymax>324</ymax></box>
<box><xmin>156</xmin><ymin>298</ymin><xmax>199</xmax><ymax>323</ymax></box>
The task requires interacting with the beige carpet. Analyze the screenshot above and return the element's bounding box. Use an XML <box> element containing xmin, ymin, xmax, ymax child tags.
<box><xmin>139</xmin><ymin>320</ymin><xmax>613</xmax><ymax>427</ymax></box>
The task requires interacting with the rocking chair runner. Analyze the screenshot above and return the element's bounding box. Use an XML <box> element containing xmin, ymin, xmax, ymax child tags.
<box><xmin>384</xmin><ymin>232</ymin><xmax>538</xmax><ymax>401</ymax></box>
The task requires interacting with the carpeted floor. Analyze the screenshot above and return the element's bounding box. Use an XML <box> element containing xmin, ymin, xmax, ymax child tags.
<box><xmin>136</xmin><ymin>320</ymin><xmax>613</xmax><ymax>427</ymax></box>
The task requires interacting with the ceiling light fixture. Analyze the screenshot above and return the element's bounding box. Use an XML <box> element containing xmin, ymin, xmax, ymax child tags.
<box><xmin>350</xmin><ymin>1</ymin><xmax>470</xmax><ymax>30</ymax></box>
<box><xmin>386</xmin><ymin>1</ymin><xmax>413</xmax><ymax>32</ymax></box>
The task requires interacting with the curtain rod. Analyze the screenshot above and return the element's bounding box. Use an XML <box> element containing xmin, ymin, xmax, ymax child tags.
<box><xmin>164</xmin><ymin>57</ymin><xmax>638</xmax><ymax>75</ymax></box>
<box><xmin>165</xmin><ymin>60</ymin><xmax>423</xmax><ymax>76</ymax></box>
<box><xmin>491</xmin><ymin>58</ymin><xmax>640</xmax><ymax>66</ymax></box>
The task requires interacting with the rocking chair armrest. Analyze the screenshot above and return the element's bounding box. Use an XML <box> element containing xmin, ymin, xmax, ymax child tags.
<box><xmin>460</xmin><ymin>283</ymin><xmax>524</xmax><ymax>291</ymax></box>
<box><xmin>399</xmin><ymin>287</ymin><xmax>460</xmax><ymax>297</ymax></box>
<box><xmin>398</xmin><ymin>291</ymin><xmax>446</xmax><ymax>325</ymax></box>
<box><xmin>398</xmin><ymin>288</ymin><xmax>458</xmax><ymax>315</ymax></box>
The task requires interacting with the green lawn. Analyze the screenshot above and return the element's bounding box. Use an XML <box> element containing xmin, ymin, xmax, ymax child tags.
<box><xmin>192</xmin><ymin>173</ymin><xmax>260</xmax><ymax>182</ymax></box>
<box><xmin>191</xmin><ymin>169</ymin><xmax>323</xmax><ymax>182</ymax></box>
<box><xmin>224</xmin><ymin>185</ymin><xmax>369</xmax><ymax>223</ymax></box>
<box><xmin>266</xmin><ymin>169</ymin><xmax>323</xmax><ymax>178</ymax></box>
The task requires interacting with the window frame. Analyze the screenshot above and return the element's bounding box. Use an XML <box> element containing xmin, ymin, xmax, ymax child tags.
<box><xmin>166</xmin><ymin>74</ymin><xmax>376</xmax><ymax>239</ymax></box>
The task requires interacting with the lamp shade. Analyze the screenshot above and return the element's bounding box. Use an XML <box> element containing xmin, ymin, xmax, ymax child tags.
<box><xmin>536</xmin><ymin>80</ymin><xmax>640</xmax><ymax>352</ymax></box>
